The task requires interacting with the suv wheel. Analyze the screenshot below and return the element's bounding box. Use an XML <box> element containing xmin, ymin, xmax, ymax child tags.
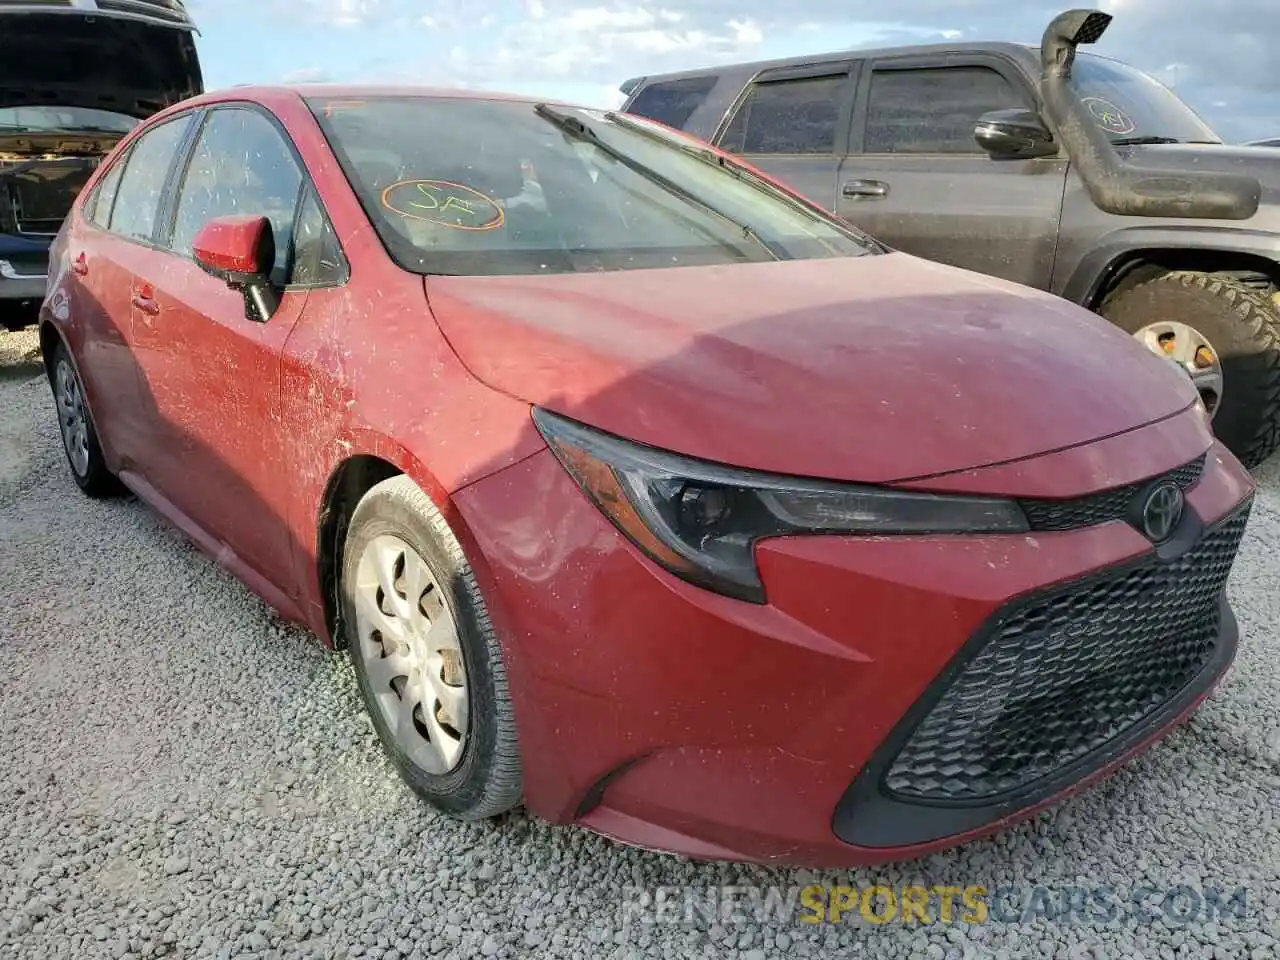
<box><xmin>1101</xmin><ymin>271</ymin><xmax>1280</xmax><ymax>469</ymax></box>
<box><xmin>339</xmin><ymin>474</ymin><xmax>523</xmax><ymax>819</ymax></box>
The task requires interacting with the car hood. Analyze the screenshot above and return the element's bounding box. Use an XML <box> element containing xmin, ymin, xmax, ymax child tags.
<box><xmin>425</xmin><ymin>253</ymin><xmax>1199</xmax><ymax>484</ymax></box>
<box><xmin>0</xmin><ymin>6</ymin><xmax>202</xmax><ymax>117</ymax></box>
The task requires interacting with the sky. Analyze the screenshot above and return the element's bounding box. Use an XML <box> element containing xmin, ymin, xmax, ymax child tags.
<box><xmin>185</xmin><ymin>0</ymin><xmax>1279</xmax><ymax>143</ymax></box>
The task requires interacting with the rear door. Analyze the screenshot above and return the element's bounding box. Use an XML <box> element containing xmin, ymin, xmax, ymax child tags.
<box><xmin>126</xmin><ymin>104</ymin><xmax>325</xmax><ymax>592</ymax></box>
<box><xmin>712</xmin><ymin>61</ymin><xmax>860</xmax><ymax>210</ymax></box>
<box><xmin>837</xmin><ymin>55</ymin><xmax>1069</xmax><ymax>289</ymax></box>
<box><xmin>76</xmin><ymin>111</ymin><xmax>197</xmax><ymax>466</ymax></box>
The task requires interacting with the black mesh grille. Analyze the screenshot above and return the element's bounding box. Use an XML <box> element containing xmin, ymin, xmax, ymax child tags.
<box><xmin>1019</xmin><ymin>455</ymin><xmax>1205</xmax><ymax>532</ymax></box>
<box><xmin>883</xmin><ymin>499</ymin><xmax>1250</xmax><ymax>804</ymax></box>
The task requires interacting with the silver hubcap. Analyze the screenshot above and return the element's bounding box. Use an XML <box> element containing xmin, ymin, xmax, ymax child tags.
<box><xmin>1134</xmin><ymin>321</ymin><xmax>1224</xmax><ymax>419</ymax></box>
<box><xmin>55</xmin><ymin>359</ymin><xmax>90</xmax><ymax>476</ymax></box>
<box><xmin>353</xmin><ymin>535</ymin><xmax>469</xmax><ymax>775</ymax></box>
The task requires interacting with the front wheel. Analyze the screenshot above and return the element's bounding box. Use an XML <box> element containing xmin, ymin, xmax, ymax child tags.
<box><xmin>1101</xmin><ymin>271</ymin><xmax>1280</xmax><ymax>469</ymax></box>
<box><xmin>340</xmin><ymin>475</ymin><xmax>522</xmax><ymax>819</ymax></box>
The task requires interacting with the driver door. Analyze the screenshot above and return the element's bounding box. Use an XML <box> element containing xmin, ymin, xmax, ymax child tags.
<box><xmin>126</xmin><ymin>105</ymin><xmax>313</xmax><ymax>593</ymax></box>
<box><xmin>837</xmin><ymin>56</ymin><xmax>1069</xmax><ymax>289</ymax></box>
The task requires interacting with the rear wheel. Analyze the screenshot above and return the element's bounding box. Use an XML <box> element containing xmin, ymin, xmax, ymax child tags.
<box><xmin>340</xmin><ymin>475</ymin><xmax>522</xmax><ymax>819</ymax></box>
<box><xmin>49</xmin><ymin>341</ymin><xmax>123</xmax><ymax>498</ymax></box>
<box><xmin>1101</xmin><ymin>271</ymin><xmax>1280</xmax><ymax>469</ymax></box>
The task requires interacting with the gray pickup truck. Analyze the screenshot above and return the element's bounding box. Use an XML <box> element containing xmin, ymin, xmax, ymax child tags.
<box><xmin>620</xmin><ymin>8</ymin><xmax>1280</xmax><ymax>468</ymax></box>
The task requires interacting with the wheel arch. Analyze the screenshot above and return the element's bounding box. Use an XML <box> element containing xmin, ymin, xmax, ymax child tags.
<box><xmin>1060</xmin><ymin>230</ymin><xmax>1280</xmax><ymax>310</ymax></box>
<box><xmin>38</xmin><ymin>319</ymin><xmax>64</xmax><ymax>381</ymax></box>
<box><xmin>313</xmin><ymin>440</ymin><xmax>489</xmax><ymax>650</ymax></box>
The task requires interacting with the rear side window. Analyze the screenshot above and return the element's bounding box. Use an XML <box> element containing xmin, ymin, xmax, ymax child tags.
<box><xmin>168</xmin><ymin>107</ymin><xmax>305</xmax><ymax>283</ymax></box>
<box><xmin>109</xmin><ymin>114</ymin><xmax>193</xmax><ymax>243</ymax></box>
<box><xmin>718</xmin><ymin>74</ymin><xmax>847</xmax><ymax>155</ymax></box>
<box><xmin>626</xmin><ymin>76</ymin><xmax>717</xmax><ymax>129</ymax></box>
<box><xmin>864</xmin><ymin>66</ymin><xmax>1027</xmax><ymax>154</ymax></box>
<box><xmin>84</xmin><ymin>154</ymin><xmax>127</xmax><ymax>229</ymax></box>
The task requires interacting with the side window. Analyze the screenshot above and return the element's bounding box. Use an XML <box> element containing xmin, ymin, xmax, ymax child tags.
<box><xmin>84</xmin><ymin>153</ymin><xmax>127</xmax><ymax>229</ymax></box>
<box><xmin>864</xmin><ymin>66</ymin><xmax>1028</xmax><ymax>155</ymax></box>
<box><xmin>718</xmin><ymin>74</ymin><xmax>847</xmax><ymax>155</ymax></box>
<box><xmin>169</xmin><ymin>107</ymin><xmax>304</xmax><ymax>283</ymax></box>
<box><xmin>625</xmin><ymin>76</ymin><xmax>717</xmax><ymax>130</ymax></box>
<box><xmin>289</xmin><ymin>187</ymin><xmax>347</xmax><ymax>286</ymax></box>
<box><xmin>108</xmin><ymin>115</ymin><xmax>193</xmax><ymax>242</ymax></box>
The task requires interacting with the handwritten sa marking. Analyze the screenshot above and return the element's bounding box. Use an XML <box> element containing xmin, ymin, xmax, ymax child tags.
<box><xmin>409</xmin><ymin>183</ymin><xmax>477</xmax><ymax>217</ymax></box>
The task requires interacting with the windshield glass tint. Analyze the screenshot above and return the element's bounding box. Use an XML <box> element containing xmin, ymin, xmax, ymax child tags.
<box><xmin>1068</xmin><ymin>55</ymin><xmax>1220</xmax><ymax>143</ymax></box>
<box><xmin>307</xmin><ymin>96</ymin><xmax>878</xmax><ymax>276</ymax></box>
<box><xmin>0</xmin><ymin>106</ymin><xmax>138</xmax><ymax>134</ymax></box>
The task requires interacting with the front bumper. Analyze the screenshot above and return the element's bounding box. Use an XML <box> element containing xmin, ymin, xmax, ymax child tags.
<box><xmin>452</xmin><ymin>423</ymin><xmax>1255</xmax><ymax>867</ymax></box>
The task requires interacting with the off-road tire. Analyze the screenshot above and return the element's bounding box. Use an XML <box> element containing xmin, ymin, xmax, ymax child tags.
<box><xmin>48</xmin><ymin>340</ymin><xmax>125</xmax><ymax>498</ymax></box>
<box><xmin>339</xmin><ymin>475</ymin><xmax>523</xmax><ymax>820</ymax></box>
<box><xmin>1101</xmin><ymin>271</ymin><xmax>1280</xmax><ymax>469</ymax></box>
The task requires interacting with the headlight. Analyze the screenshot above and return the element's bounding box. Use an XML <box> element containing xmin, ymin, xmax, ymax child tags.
<box><xmin>532</xmin><ymin>409</ymin><xmax>1029</xmax><ymax>603</ymax></box>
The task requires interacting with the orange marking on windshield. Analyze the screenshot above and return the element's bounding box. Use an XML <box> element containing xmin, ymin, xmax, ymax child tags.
<box><xmin>381</xmin><ymin>179</ymin><xmax>505</xmax><ymax>231</ymax></box>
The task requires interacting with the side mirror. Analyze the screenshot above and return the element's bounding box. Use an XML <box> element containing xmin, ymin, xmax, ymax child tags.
<box><xmin>192</xmin><ymin>214</ymin><xmax>280</xmax><ymax>322</ymax></box>
<box><xmin>974</xmin><ymin>108</ymin><xmax>1059</xmax><ymax>159</ymax></box>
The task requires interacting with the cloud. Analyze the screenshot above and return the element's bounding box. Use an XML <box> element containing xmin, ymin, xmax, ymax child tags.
<box><xmin>280</xmin><ymin>67</ymin><xmax>336</xmax><ymax>84</ymax></box>
<box><xmin>196</xmin><ymin>0</ymin><xmax>1280</xmax><ymax>139</ymax></box>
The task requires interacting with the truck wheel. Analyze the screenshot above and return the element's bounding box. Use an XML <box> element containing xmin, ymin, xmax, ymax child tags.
<box><xmin>1100</xmin><ymin>271</ymin><xmax>1280</xmax><ymax>469</ymax></box>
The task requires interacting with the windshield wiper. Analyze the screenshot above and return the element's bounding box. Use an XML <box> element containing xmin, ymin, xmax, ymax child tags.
<box><xmin>601</xmin><ymin>109</ymin><xmax>885</xmax><ymax>253</ymax></box>
<box><xmin>1109</xmin><ymin>136</ymin><xmax>1183</xmax><ymax>145</ymax></box>
<box><xmin>532</xmin><ymin>103</ymin><xmax>780</xmax><ymax>261</ymax></box>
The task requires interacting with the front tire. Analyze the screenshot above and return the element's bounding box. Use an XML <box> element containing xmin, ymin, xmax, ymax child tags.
<box><xmin>340</xmin><ymin>475</ymin><xmax>522</xmax><ymax>819</ymax></box>
<box><xmin>48</xmin><ymin>340</ymin><xmax>123</xmax><ymax>498</ymax></box>
<box><xmin>1101</xmin><ymin>271</ymin><xmax>1280</xmax><ymax>469</ymax></box>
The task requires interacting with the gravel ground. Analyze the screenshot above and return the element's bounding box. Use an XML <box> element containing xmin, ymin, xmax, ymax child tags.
<box><xmin>1</xmin><ymin>324</ymin><xmax>1279</xmax><ymax>960</ymax></box>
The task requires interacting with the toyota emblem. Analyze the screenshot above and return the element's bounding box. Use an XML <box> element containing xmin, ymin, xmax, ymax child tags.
<box><xmin>1140</xmin><ymin>481</ymin><xmax>1184</xmax><ymax>543</ymax></box>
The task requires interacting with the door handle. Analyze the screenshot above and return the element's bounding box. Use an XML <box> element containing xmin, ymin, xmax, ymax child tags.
<box><xmin>131</xmin><ymin>291</ymin><xmax>160</xmax><ymax>316</ymax></box>
<box><xmin>842</xmin><ymin>179</ymin><xmax>890</xmax><ymax>200</ymax></box>
<box><xmin>72</xmin><ymin>253</ymin><xmax>89</xmax><ymax>276</ymax></box>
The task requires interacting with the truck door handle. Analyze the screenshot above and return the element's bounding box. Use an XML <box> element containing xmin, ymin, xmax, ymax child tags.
<box><xmin>72</xmin><ymin>253</ymin><xmax>89</xmax><ymax>276</ymax></box>
<box><xmin>842</xmin><ymin>179</ymin><xmax>889</xmax><ymax>199</ymax></box>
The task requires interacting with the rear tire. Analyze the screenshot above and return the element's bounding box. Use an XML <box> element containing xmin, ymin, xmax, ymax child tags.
<box><xmin>340</xmin><ymin>475</ymin><xmax>522</xmax><ymax>820</ymax></box>
<box><xmin>1101</xmin><ymin>271</ymin><xmax>1280</xmax><ymax>469</ymax></box>
<box><xmin>48</xmin><ymin>341</ymin><xmax>124</xmax><ymax>498</ymax></box>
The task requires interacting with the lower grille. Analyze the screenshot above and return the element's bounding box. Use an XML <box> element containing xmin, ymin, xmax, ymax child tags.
<box><xmin>883</xmin><ymin>499</ymin><xmax>1251</xmax><ymax>804</ymax></box>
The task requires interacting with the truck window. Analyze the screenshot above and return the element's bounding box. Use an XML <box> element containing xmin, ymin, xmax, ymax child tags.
<box><xmin>718</xmin><ymin>74</ymin><xmax>846</xmax><ymax>155</ymax></box>
<box><xmin>626</xmin><ymin>76</ymin><xmax>717</xmax><ymax>129</ymax></box>
<box><xmin>864</xmin><ymin>66</ymin><xmax>1027</xmax><ymax>154</ymax></box>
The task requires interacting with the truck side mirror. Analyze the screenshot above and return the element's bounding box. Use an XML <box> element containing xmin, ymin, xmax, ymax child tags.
<box><xmin>975</xmin><ymin>108</ymin><xmax>1059</xmax><ymax>159</ymax></box>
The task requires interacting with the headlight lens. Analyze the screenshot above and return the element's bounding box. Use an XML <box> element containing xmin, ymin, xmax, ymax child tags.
<box><xmin>533</xmin><ymin>408</ymin><xmax>1029</xmax><ymax>603</ymax></box>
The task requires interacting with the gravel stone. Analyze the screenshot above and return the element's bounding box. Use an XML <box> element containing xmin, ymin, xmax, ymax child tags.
<box><xmin>3</xmin><ymin>322</ymin><xmax>1280</xmax><ymax>960</ymax></box>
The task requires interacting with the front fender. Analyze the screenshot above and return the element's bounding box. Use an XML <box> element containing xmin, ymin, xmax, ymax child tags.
<box><xmin>1057</xmin><ymin>225</ymin><xmax>1280</xmax><ymax>307</ymax></box>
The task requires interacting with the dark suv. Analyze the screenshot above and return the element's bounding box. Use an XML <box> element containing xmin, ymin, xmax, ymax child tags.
<box><xmin>620</xmin><ymin>9</ymin><xmax>1280</xmax><ymax>468</ymax></box>
<box><xmin>0</xmin><ymin>0</ymin><xmax>202</xmax><ymax>330</ymax></box>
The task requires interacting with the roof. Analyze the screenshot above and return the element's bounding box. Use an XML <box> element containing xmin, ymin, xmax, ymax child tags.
<box><xmin>199</xmin><ymin>83</ymin><xmax>582</xmax><ymax>108</ymax></box>
<box><xmin>619</xmin><ymin>41</ymin><xmax>1043</xmax><ymax>91</ymax></box>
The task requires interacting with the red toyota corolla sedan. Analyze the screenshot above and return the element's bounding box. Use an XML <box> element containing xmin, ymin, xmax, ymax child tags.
<box><xmin>39</xmin><ymin>85</ymin><xmax>1255</xmax><ymax>867</ymax></box>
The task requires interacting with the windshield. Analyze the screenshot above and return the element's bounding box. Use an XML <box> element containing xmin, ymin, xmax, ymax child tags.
<box><xmin>307</xmin><ymin>96</ymin><xmax>880</xmax><ymax>276</ymax></box>
<box><xmin>1068</xmin><ymin>54</ymin><xmax>1220</xmax><ymax>145</ymax></box>
<box><xmin>0</xmin><ymin>106</ymin><xmax>138</xmax><ymax>134</ymax></box>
